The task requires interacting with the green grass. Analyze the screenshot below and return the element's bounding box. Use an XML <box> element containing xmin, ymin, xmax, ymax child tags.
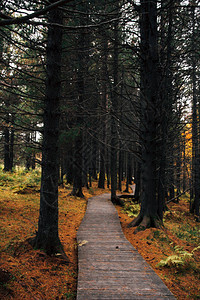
<box><xmin>172</xmin><ymin>224</ymin><xmax>200</xmax><ymax>245</ymax></box>
<box><xmin>0</xmin><ymin>167</ymin><xmax>41</xmax><ymax>192</ymax></box>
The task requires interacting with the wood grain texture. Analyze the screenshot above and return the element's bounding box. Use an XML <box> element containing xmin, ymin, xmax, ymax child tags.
<box><xmin>77</xmin><ymin>193</ymin><xmax>176</xmax><ymax>299</ymax></box>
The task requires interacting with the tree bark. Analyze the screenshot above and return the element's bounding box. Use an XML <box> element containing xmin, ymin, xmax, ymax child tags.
<box><xmin>110</xmin><ymin>3</ymin><xmax>119</xmax><ymax>202</ymax></box>
<box><xmin>29</xmin><ymin>4</ymin><xmax>67</xmax><ymax>259</ymax></box>
<box><xmin>98</xmin><ymin>28</ymin><xmax>108</xmax><ymax>189</ymax></box>
<box><xmin>3</xmin><ymin>111</ymin><xmax>10</xmax><ymax>172</ymax></box>
<box><xmin>129</xmin><ymin>0</ymin><xmax>162</xmax><ymax>230</ymax></box>
<box><xmin>191</xmin><ymin>2</ymin><xmax>200</xmax><ymax>219</ymax></box>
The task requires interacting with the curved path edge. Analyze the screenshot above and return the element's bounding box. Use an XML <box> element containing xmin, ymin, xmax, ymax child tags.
<box><xmin>76</xmin><ymin>193</ymin><xmax>176</xmax><ymax>299</ymax></box>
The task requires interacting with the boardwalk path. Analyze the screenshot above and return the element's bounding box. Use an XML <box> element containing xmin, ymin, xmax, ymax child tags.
<box><xmin>77</xmin><ymin>194</ymin><xmax>176</xmax><ymax>299</ymax></box>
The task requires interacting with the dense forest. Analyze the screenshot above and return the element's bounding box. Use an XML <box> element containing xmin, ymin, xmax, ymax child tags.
<box><xmin>0</xmin><ymin>0</ymin><xmax>200</xmax><ymax>254</ymax></box>
<box><xmin>1</xmin><ymin>1</ymin><xmax>200</xmax><ymax>299</ymax></box>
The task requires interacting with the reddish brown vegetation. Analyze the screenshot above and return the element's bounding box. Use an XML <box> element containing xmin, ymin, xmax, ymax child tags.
<box><xmin>0</xmin><ymin>183</ymin><xmax>199</xmax><ymax>299</ymax></box>
<box><xmin>117</xmin><ymin>198</ymin><xmax>200</xmax><ymax>300</ymax></box>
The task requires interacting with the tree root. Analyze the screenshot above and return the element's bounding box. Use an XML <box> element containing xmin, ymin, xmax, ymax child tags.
<box><xmin>111</xmin><ymin>195</ymin><xmax>125</xmax><ymax>207</ymax></box>
<box><xmin>28</xmin><ymin>236</ymin><xmax>69</xmax><ymax>263</ymax></box>
<box><xmin>69</xmin><ymin>188</ymin><xmax>84</xmax><ymax>198</ymax></box>
<box><xmin>128</xmin><ymin>214</ymin><xmax>162</xmax><ymax>233</ymax></box>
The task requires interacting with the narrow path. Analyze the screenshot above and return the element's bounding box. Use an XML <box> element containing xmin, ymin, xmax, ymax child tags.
<box><xmin>76</xmin><ymin>193</ymin><xmax>176</xmax><ymax>299</ymax></box>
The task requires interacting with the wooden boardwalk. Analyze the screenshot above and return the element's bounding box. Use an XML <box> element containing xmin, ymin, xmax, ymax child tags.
<box><xmin>76</xmin><ymin>194</ymin><xmax>176</xmax><ymax>299</ymax></box>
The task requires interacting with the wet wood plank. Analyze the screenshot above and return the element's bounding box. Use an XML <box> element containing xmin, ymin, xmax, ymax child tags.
<box><xmin>76</xmin><ymin>193</ymin><xmax>176</xmax><ymax>300</ymax></box>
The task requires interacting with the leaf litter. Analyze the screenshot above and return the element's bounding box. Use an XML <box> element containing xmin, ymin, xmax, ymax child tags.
<box><xmin>0</xmin><ymin>180</ymin><xmax>199</xmax><ymax>300</ymax></box>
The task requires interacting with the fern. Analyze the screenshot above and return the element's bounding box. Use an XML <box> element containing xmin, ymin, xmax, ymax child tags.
<box><xmin>157</xmin><ymin>246</ymin><xmax>194</xmax><ymax>269</ymax></box>
<box><xmin>158</xmin><ymin>255</ymin><xmax>184</xmax><ymax>267</ymax></box>
<box><xmin>122</xmin><ymin>203</ymin><xmax>140</xmax><ymax>217</ymax></box>
<box><xmin>192</xmin><ymin>245</ymin><xmax>200</xmax><ymax>254</ymax></box>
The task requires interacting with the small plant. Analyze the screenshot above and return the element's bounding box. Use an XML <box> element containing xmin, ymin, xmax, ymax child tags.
<box><xmin>157</xmin><ymin>246</ymin><xmax>194</xmax><ymax>269</ymax></box>
<box><xmin>10</xmin><ymin>169</ymin><xmax>41</xmax><ymax>193</ymax></box>
<box><xmin>172</xmin><ymin>224</ymin><xmax>200</xmax><ymax>245</ymax></box>
<box><xmin>64</xmin><ymin>291</ymin><xmax>76</xmax><ymax>299</ymax></box>
<box><xmin>89</xmin><ymin>187</ymin><xmax>94</xmax><ymax>195</ymax></box>
<box><xmin>122</xmin><ymin>203</ymin><xmax>140</xmax><ymax>217</ymax></box>
<box><xmin>192</xmin><ymin>245</ymin><xmax>200</xmax><ymax>254</ymax></box>
<box><xmin>0</xmin><ymin>171</ymin><xmax>15</xmax><ymax>186</ymax></box>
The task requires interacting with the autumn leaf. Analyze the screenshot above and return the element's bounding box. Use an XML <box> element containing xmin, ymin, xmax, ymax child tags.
<box><xmin>78</xmin><ymin>240</ymin><xmax>88</xmax><ymax>247</ymax></box>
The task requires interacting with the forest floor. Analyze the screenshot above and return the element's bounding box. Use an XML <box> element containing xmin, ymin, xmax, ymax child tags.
<box><xmin>0</xmin><ymin>170</ymin><xmax>200</xmax><ymax>299</ymax></box>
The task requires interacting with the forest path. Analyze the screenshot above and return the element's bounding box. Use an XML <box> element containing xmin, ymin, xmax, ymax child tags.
<box><xmin>76</xmin><ymin>193</ymin><xmax>175</xmax><ymax>299</ymax></box>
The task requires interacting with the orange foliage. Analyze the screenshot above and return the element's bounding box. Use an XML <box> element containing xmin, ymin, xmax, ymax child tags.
<box><xmin>117</xmin><ymin>197</ymin><xmax>200</xmax><ymax>300</ymax></box>
<box><xmin>0</xmin><ymin>182</ymin><xmax>199</xmax><ymax>299</ymax></box>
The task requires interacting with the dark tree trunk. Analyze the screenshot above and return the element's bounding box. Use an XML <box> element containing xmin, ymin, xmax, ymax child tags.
<box><xmin>66</xmin><ymin>146</ymin><xmax>73</xmax><ymax>184</ymax></box>
<box><xmin>124</xmin><ymin>152</ymin><xmax>132</xmax><ymax>192</ymax></box>
<box><xmin>71</xmin><ymin>3</ymin><xmax>90</xmax><ymax>198</ymax></box>
<box><xmin>4</xmin><ymin>129</ymin><xmax>10</xmax><ymax>171</ymax></box>
<box><xmin>157</xmin><ymin>0</ymin><xmax>174</xmax><ymax>216</ymax></box>
<box><xmin>134</xmin><ymin>162</ymin><xmax>141</xmax><ymax>202</ymax></box>
<box><xmin>129</xmin><ymin>0</ymin><xmax>162</xmax><ymax>231</ymax></box>
<box><xmin>176</xmin><ymin>138</ymin><xmax>181</xmax><ymax>199</ymax></box>
<box><xmin>29</xmin><ymin>4</ymin><xmax>67</xmax><ymax>259</ymax></box>
<box><xmin>169</xmin><ymin>143</ymin><xmax>175</xmax><ymax>200</ymax></box>
<box><xmin>191</xmin><ymin>3</ymin><xmax>200</xmax><ymax>219</ymax></box>
<box><xmin>25</xmin><ymin>133</ymin><xmax>31</xmax><ymax>171</ymax></box>
<box><xmin>31</xmin><ymin>131</ymin><xmax>36</xmax><ymax>170</ymax></box>
<box><xmin>91</xmin><ymin>138</ymin><xmax>97</xmax><ymax>180</ymax></box>
<box><xmin>182</xmin><ymin>132</ymin><xmax>186</xmax><ymax>192</ymax></box>
<box><xmin>4</xmin><ymin>112</ymin><xmax>15</xmax><ymax>172</ymax></box>
<box><xmin>4</xmin><ymin>112</ymin><xmax>10</xmax><ymax>172</ymax></box>
<box><xmin>110</xmin><ymin>5</ymin><xmax>119</xmax><ymax>202</ymax></box>
<box><xmin>98</xmin><ymin>29</ymin><xmax>108</xmax><ymax>189</ymax></box>
<box><xmin>9</xmin><ymin>125</ymin><xmax>14</xmax><ymax>171</ymax></box>
<box><xmin>98</xmin><ymin>144</ymin><xmax>105</xmax><ymax>189</ymax></box>
<box><xmin>106</xmin><ymin>145</ymin><xmax>110</xmax><ymax>188</ymax></box>
<box><xmin>118</xmin><ymin>146</ymin><xmax>124</xmax><ymax>191</ymax></box>
<box><xmin>188</xmin><ymin>2</ymin><xmax>200</xmax><ymax>218</ymax></box>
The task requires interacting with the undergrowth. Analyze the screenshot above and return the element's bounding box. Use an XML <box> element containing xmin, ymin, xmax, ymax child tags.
<box><xmin>157</xmin><ymin>246</ymin><xmax>198</xmax><ymax>270</ymax></box>
<box><xmin>122</xmin><ymin>202</ymin><xmax>140</xmax><ymax>217</ymax></box>
<box><xmin>0</xmin><ymin>167</ymin><xmax>41</xmax><ymax>193</ymax></box>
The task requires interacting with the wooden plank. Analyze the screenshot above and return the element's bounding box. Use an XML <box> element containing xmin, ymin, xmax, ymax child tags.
<box><xmin>76</xmin><ymin>193</ymin><xmax>176</xmax><ymax>300</ymax></box>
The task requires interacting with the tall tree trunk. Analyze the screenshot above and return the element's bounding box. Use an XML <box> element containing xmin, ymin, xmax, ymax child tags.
<box><xmin>98</xmin><ymin>141</ymin><xmax>105</xmax><ymax>188</ymax></box>
<box><xmin>25</xmin><ymin>133</ymin><xmax>31</xmax><ymax>171</ymax></box>
<box><xmin>134</xmin><ymin>161</ymin><xmax>141</xmax><ymax>202</ymax></box>
<box><xmin>111</xmin><ymin>4</ymin><xmax>119</xmax><ymax>202</ymax></box>
<box><xmin>124</xmin><ymin>152</ymin><xmax>132</xmax><ymax>192</ymax></box>
<box><xmin>176</xmin><ymin>137</ymin><xmax>181</xmax><ymax>198</ymax></box>
<box><xmin>98</xmin><ymin>29</ymin><xmax>108</xmax><ymax>189</ymax></box>
<box><xmin>157</xmin><ymin>0</ymin><xmax>174</xmax><ymax>216</ymax></box>
<box><xmin>191</xmin><ymin>2</ymin><xmax>200</xmax><ymax>219</ymax></box>
<box><xmin>71</xmin><ymin>3</ymin><xmax>89</xmax><ymax>198</ymax></box>
<box><xmin>9</xmin><ymin>124</ymin><xmax>14</xmax><ymax>171</ymax></box>
<box><xmin>182</xmin><ymin>132</ymin><xmax>186</xmax><ymax>192</ymax></box>
<box><xmin>91</xmin><ymin>137</ymin><xmax>97</xmax><ymax>180</ymax></box>
<box><xmin>29</xmin><ymin>4</ymin><xmax>67</xmax><ymax>258</ymax></box>
<box><xmin>4</xmin><ymin>111</ymin><xmax>10</xmax><ymax>172</ymax></box>
<box><xmin>129</xmin><ymin>0</ymin><xmax>161</xmax><ymax>231</ymax></box>
<box><xmin>31</xmin><ymin>130</ymin><xmax>36</xmax><ymax>170</ymax></box>
<box><xmin>118</xmin><ymin>145</ymin><xmax>123</xmax><ymax>191</ymax></box>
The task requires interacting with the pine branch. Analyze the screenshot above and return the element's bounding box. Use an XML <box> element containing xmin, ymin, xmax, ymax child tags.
<box><xmin>0</xmin><ymin>0</ymin><xmax>73</xmax><ymax>26</ymax></box>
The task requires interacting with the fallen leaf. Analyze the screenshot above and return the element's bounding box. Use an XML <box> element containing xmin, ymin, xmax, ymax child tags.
<box><xmin>78</xmin><ymin>240</ymin><xmax>88</xmax><ymax>247</ymax></box>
